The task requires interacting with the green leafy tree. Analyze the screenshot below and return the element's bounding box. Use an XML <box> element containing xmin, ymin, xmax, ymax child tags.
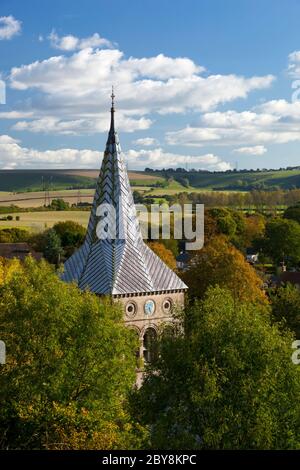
<box><xmin>0</xmin><ymin>257</ymin><xmax>145</xmax><ymax>449</ymax></box>
<box><xmin>50</xmin><ymin>198</ymin><xmax>70</xmax><ymax>211</ymax></box>
<box><xmin>255</xmin><ymin>218</ymin><xmax>300</xmax><ymax>266</ymax></box>
<box><xmin>271</xmin><ymin>284</ymin><xmax>300</xmax><ymax>338</ymax></box>
<box><xmin>43</xmin><ymin>228</ymin><xmax>64</xmax><ymax>264</ymax></box>
<box><xmin>208</xmin><ymin>208</ymin><xmax>237</xmax><ymax>238</ymax></box>
<box><xmin>283</xmin><ymin>203</ymin><xmax>300</xmax><ymax>224</ymax></box>
<box><xmin>132</xmin><ymin>287</ymin><xmax>300</xmax><ymax>449</ymax></box>
<box><xmin>53</xmin><ymin>221</ymin><xmax>85</xmax><ymax>253</ymax></box>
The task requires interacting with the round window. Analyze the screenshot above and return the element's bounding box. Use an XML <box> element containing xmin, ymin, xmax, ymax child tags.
<box><xmin>163</xmin><ymin>299</ymin><xmax>172</xmax><ymax>313</ymax></box>
<box><xmin>126</xmin><ymin>301</ymin><xmax>137</xmax><ymax>318</ymax></box>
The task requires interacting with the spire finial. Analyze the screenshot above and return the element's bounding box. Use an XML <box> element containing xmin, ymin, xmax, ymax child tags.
<box><xmin>109</xmin><ymin>86</ymin><xmax>115</xmax><ymax>136</ymax></box>
<box><xmin>111</xmin><ymin>85</ymin><xmax>115</xmax><ymax>110</ymax></box>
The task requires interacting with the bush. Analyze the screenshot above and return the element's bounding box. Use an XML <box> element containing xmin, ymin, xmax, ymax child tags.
<box><xmin>0</xmin><ymin>228</ymin><xmax>29</xmax><ymax>243</ymax></box>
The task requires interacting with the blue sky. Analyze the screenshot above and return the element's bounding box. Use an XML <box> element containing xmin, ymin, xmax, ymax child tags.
<box><xmin>1</xmin><ymin>0</ymin><xmax>300</xmax><ymax>170</ymax></box>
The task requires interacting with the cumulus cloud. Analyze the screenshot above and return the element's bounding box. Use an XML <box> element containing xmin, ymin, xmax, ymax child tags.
<box><xmin>12</xmin><ymin>114</ymin><xmax>152</xmax><ymax>135</ymax></box>
<box><xmin>0</xmin><ymin>111</ymin><xmax>33</xmax><ymax>119</ymax></box>
<box><xmin>0</xmin><ymin>15</ymin><xmax>21</xmax><ymax>40</ymax></box>
<box><xmin>8</xmin><ymin>45</ymin><xmax>274</xmax><ymax>135</ymax></box>
<box><xmin>125</xmin><ymin>148</ymin><xmax>231</xmax><ymax>171</ymax></box>
<box><xmin>0</xmin><ymin>135</ymin><xmax>231</xmax><ymax>171</ymax></box>
<box><xmin>0</xmin><ymin>134</ymin><xmax>102</xmax><ymax>168</ymax></box>
<box><xmin>233</xmin><ymin>145</ymin><xmax>267</xmax><ymax>156</ymax></box>
<box><xmin>48</xmin><ymin>30</ymin><xmax>113</xmax><ymax>51</ymax></box>
<box><xmin>166</xmin><ymin>107</ymin><xmax>300</xmax><ymax>147</ymax></box>
<box><xmin>256</xmin><ymin>99</ymin><xmax>300</xmax><ymax>118</ymax></box>
<box><xmin>132</xmin><ymin>137</ymin><xmax>159</xmax><ymax>146</ymax></box>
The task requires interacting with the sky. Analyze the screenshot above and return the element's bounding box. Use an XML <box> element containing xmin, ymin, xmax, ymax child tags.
<box><xmin>1</xmin><ymin>0</ymin><xmax>300</xmax><ymax>171</ymax></box>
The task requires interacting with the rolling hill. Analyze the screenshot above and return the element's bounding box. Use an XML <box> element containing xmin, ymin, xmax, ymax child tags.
<box><xmin>1</xmin><ymin>167</ymin><xmax>300</xmax><ymax>193</ymax></box>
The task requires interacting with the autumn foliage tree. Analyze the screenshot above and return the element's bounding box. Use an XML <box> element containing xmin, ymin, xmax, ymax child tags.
<box><xmin>182</xmin><ymin>236</ymin><xmax>267</xmax><ymax>305</ymax></box>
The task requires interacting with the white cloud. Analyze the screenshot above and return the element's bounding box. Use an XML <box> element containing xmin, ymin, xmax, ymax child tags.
<box><xmin>133</xmin><ymin>137</ymin><xmax>159</xmax><ymax>146</ymax></box>
<box><xmin>166</xmin><ymin>107</ymin><xmax>300</xmax><ymax>147</ymax></box>
<box><xmin>256</xmin><ymin>99</ymin><xmax>300</xmax><ymax>119</ymax></box>
<box><xmin>0</xmin><ymin>111</ymin><xmax>33</xmax><ymax>119</ymax></box>
<box><xmin>8</xmin><ymin>46</ymin><xmax>274</xmax><ymax>135</ymax></box>
<box><xmin>48</xmin><ymin>30</ymin><xmax>113</xmax><ymax>51</ymax></box>
<box><xmin>0</xmin><ymin>135</ymin><xmax>231</xmax><ymax>171</ymax></box>
<box><xmin>233</xmin><ymin>145</ymin><xmax>267</xmax><ymax>156</ymax></box>
<box><xmin>125</xmin><ymin>54</ymin><xmax>203</xmax><ymax>79</ymax></box>
<box><xmin>125</xmin><ymin>147</ymin><xmax>231</xmax><ymax>171</ymax></box>
<box><xmin>0</xmin><ymin>134</ymin><xmax>101</xmax><ymax>168</ymax></box>
<box><xmin>12</xmin><ymin>114</ymin><xmax>152</xmax><ymax>135</ymax></box>
<box><xmin>0</xmin><ymin>15</ymin><xmax>21</xmax><ymax>40</ymax></box>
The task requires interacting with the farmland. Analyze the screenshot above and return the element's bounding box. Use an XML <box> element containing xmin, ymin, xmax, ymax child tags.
<box><xmin>0</xmin><ymin>211</ymin><xmax>90</xmax><ymax>231</ymax></box>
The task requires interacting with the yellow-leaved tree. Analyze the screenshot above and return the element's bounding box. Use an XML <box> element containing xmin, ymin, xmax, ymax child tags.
<box><xmin>182</xmin><ymin>236</ymin><xmax>267</xmax><ymax>306</ymax></box>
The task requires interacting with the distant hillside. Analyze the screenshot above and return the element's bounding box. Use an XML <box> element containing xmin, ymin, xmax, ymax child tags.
<box><xmin>153</xmin><ymin>167</ymin><xmax>300</xmax><ymax>191</ymax></box>
<box><xmin>1</xmin><ymin>167</ymin><xmax>300</xmax><ymax>192</ymax></box>
<box><xmin>0</xmin><ymin>169</ymin><xmax>164</xmax><ymax>192</ymax></box>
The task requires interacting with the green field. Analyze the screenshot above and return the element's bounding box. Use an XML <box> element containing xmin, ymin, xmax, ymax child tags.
<box><xmin>0</xmin><ymin>211</ymin><xmax>90</xmax><ymax>231</ymax></box>
<box><xmin>0</xmin><ymin>210</ymin><xmax>154</xmax><ymax>232</ymax></box>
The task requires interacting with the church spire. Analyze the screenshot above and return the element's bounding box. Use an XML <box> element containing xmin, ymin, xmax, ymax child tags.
<box><xmin>61</xmin><ymin>99</ymin><xmax>187</xmax><ymax>295</ymax></box>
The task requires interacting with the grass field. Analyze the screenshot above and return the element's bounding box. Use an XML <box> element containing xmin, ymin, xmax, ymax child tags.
<box><xmin>0</xmin><ymin>211</ymin><xmax>90</xmax><ymax>231</ymax></box>
<box><xmin>0</xmin><ymin>210</ymin><xmax>156</xmax><ymax>232</ymax></box>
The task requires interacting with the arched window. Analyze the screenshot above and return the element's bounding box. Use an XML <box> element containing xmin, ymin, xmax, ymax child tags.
<box><xmin>143</xmin><ymin>328</ymin><xmax>158</xmax><ymax>363</ymax></box>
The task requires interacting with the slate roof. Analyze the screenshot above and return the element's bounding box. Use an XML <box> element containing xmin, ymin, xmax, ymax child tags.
<box><xmin>61</xmin><ymin>95</ymin><xmax>187</xmax><ymax>295</ymax></box>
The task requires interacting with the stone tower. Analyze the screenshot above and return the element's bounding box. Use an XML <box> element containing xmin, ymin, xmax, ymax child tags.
<box><xmin>62</xmin><ymin>92</ymin><xmax>188</xmax><ymax>364</ymax></box>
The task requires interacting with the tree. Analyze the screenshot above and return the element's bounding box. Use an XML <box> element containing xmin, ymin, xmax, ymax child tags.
<box><xmin>182</xmin><ymin>236</ymin><xmax>267</xmax><ymax>305</ymax></box>
<box><xmin>43</xmin><ymin>228</ymin><xmax>64</xmax><ymax>264</ymax></box>
<box><xmin>242</xmin><ymin>214</ymin><xmax>265</xmax><ymax>248</ymax></box>
<box><xmin>147</xmin><ymin>242</ymin><xmax>176</xmax><ymax>270</ymax></box>
<box><xmin>284</xmin><ymin>203</ymin><xmax>300</xmax><ymax>224</ymax></box>
<box><xmin>270</xmin><ymin>284</ymin><xmax>300</xmax><ymax>338</ymax></box>
<box><xmin>255</xmin><ymin>218</ymin><xmax>300</xmax><ymax>266</ymax></box>
<box><xmin>208</xmin><ymin>208</ymin><xmax>238</xmax><ymax>238</ymax></box>
<box><xmin>53</xmin><ymin>221</ymin><xmax>85</xmax><ymax>251</ymax></box>
<box><xmin>0</xmin><ymin>257</ymin><xmax>145</xmax><ymax>449</ymax></box>
<box><xmin>131</xmin><ymin>287</ymin><xmax>300</xmax><ymax>449</ymax></box>
<box><xmin>50</xmin><ymin>198</ymin><xmax>70</xmax><ymax>211</ymax></box>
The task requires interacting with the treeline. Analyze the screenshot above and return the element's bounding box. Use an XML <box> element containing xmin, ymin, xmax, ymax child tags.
<box><xmin>164</xmin><ymin>188</ymin><xmax>300</xmax><ymax>210</ymax></box>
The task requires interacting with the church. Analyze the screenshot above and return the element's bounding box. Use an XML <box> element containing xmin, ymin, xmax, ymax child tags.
<box><xmin>62</xmin><ymin>92</ymin><xmax>187</xmax><ymax>364</ymax></box>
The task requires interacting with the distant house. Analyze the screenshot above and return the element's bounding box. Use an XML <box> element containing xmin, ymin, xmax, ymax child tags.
<box><xmin>0</xmin><ymin>243</ymin><xmax>42</xmax><ymax>261</ymax></box>
<box><xmin>246</xmin><ymin>248</ymin><xmax>259</xmax><ymax>264</ymax></box>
